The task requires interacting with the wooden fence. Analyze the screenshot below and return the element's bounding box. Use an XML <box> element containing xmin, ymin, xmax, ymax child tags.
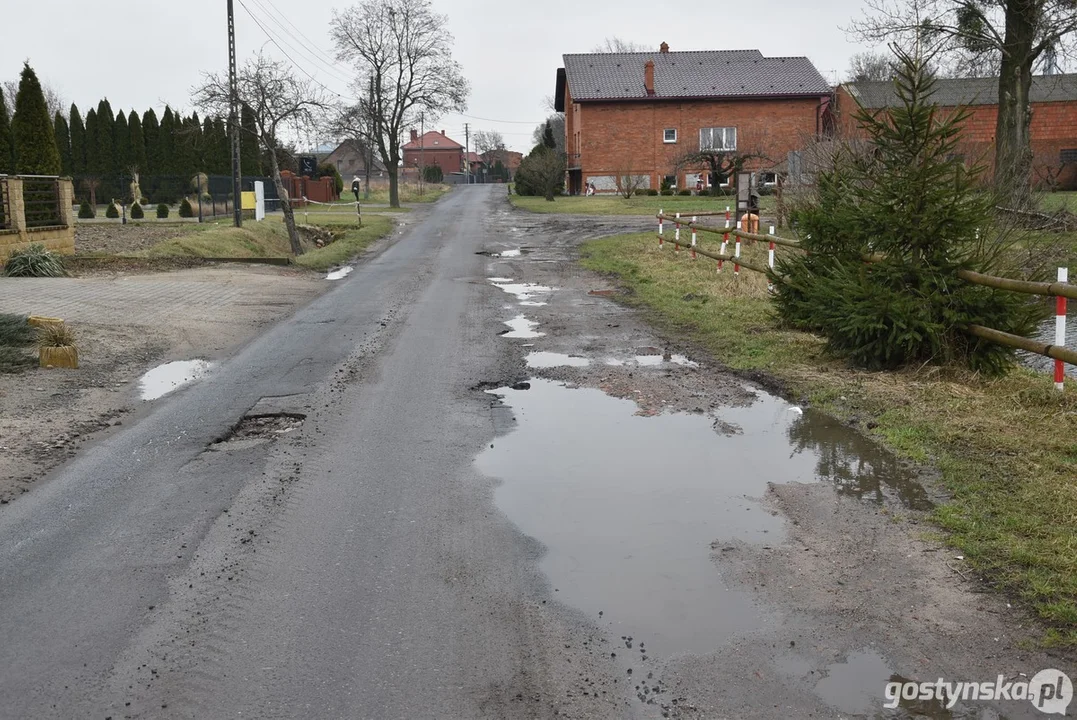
<box><xmin>655</xmin><ymin>211</ymin><xmax>1075</xmax><ymax>389</ymax></box>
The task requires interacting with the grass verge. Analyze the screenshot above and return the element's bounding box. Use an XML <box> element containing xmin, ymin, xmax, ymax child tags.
<box><xmin>581</xmin><ymin>230</ymin><xmax>1077</xmax><ymax>647</ymax></box>
<box><xmin>136</xmin><ymin>221</ymin><xmax>294</xmax><ymax>259</ymax></box>
<box><xmin>510</xmin><ymin>192</ymin><xmax>776</xmax><ymax>216</ymax></box>
<box><xmin>293</xmin><ymin>216</ymin><xmax>394</xmax><ymax>272</ymax></box>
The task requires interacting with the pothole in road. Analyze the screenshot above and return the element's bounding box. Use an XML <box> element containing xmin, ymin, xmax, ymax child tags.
<box><xmin>489</xmin><ymin>278</ymin><xmax>553</xmax><ymax>305</ymax></box>
<box><xmin>476</xmin><ymin>378</ymin><xmax>931</xmax><ymax>659</ymax></box>
<box><xmin>526</xmin><ymin>352</ymin><xmax>590</xmax><ymax>368</ymax></box>
<box><xmin>211</xmin><ymin>413</ymin><xmax>306</xmax><ymax>451</ymax></box>
<box><xmin>502</xmin><ymin>315</ymin><xmax>544</xmax><ymax>339</ymax></box>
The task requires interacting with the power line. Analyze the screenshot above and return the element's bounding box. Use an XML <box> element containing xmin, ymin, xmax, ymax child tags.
<box><xmin>256</xmin><ymin>0</ymin><xmax>350</xmax><ymax>72</ymax></box>
<box><xmin>236</xmin><ymin>0</ymin><xmax>355</xmax><ymax>102</ymax></box>
<box><xmin>246</xmin><ymin>0</ymin><xmax>354</xmax><ymax>86</ymax></box>
<box><xmin>457</xmin><ymin>112</ymin><xmax>543</xmax><ymax>125</ymax></box>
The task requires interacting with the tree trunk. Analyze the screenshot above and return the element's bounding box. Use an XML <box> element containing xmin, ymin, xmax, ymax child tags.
<box><xmin>994</xmin><ymin>4</ymin><xmax>1037</xmax><ymax>207</ymax></box>
<box><xmin>388</xmin><ymin>168</ymin><xmax>400</xmax><ymax>208</ymax></box>
<box><xmin>269</xmin><ymin>150</ymin><xmax>303</xmax><ymax>256</ymax></box>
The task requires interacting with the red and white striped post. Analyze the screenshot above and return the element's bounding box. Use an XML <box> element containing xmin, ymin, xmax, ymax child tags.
<box><xmin>734</xmin><ymin>221</ymin><xmax>742</xmax><ymax>277</ymax></box>
<box><xmin>675</xmin><ymin>213</ymin><xmax>681</xmax><ymax>252</ymax></box>
<box><xmin>1056</xmin><ymin>267</ymin><xmax>1069</xmax><ymax>392</ymax></box>
<box><xmin>767</xmin><ymin>225</ymin><xmax>776</xmax><ymax>292</ymax></box>
<box><xmin>718</xmin><ymin>219</ymin><xmax>729</xmax><ymax>273</ymax></box>
<box><xmin>658</xmin><ymin>210</ymin><xmax>664</xmax><ymax>248</ymax></box>
<box><xmin>691</xmin><ymin>216</ymin><xmax>697</xmax><ymax>259</ymax></box>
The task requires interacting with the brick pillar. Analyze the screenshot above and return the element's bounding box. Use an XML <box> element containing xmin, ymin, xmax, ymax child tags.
<box><xmin>57</xmin><ymin>178</ymin><xmax>74</xmax><ymax>228</ymax></box>
<box><xmin>8</xmin><ymin>177</ymin><xmax>26</xmax><ymax>236</ymax></box>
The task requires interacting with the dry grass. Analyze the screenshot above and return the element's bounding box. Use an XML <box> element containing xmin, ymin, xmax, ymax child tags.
<box><xmin>582</xmin><ymin>230</ymin><xmax>1077</xmax><ymax>646</ymax></box>
<box><xmin>36</xmin><ymin>322</ymin><xmax>77</xmax><ymax>350</ymax></box>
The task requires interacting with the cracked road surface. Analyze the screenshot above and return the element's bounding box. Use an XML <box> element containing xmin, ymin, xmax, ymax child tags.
<box><xmin>0</xmin><ymin>186</ymin><xmax>1067</xmax><ymax>719</ymax></box>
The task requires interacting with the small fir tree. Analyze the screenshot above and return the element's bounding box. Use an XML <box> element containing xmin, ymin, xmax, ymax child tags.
<box><xmin>773</xmin><ymin>49</ymin><xmax>1047</xmax><ymax>375</ymax></box>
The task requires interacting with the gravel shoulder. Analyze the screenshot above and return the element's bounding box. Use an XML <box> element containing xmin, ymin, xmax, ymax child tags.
<box><xmin>0</xmin><ymin>264</ymin><xmax>327</xmax><ymax>504</ymax></box>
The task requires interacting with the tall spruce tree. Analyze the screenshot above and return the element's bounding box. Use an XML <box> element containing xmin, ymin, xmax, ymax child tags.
<box><xmin>212</xmin><ymin>117</ymin><xmax>229</xmax><ymax>174</ymax></box>
<box><xmin>773</xmin><ymin>50</ymin><xmax>1048</xmax><ymax>375</ymax></box>
<box><xmin>84</xmin><ymin>108</ymin><xmax>99</xmax><ymax>175</ymax></box>
<box><xmin>128</xmin><ymin>110</ymin><xmax>146</xmax><ymax>173</ymax></box>
<box><xmin>240</xmin><ymin>103</ymin><xmax>260</xmax><ymax>175</ymax></box>
<box><xmin>114</xmin><ymin>110</ymin><xmax>129</xmax><ymax>175</ymax></box>
<box><xmin>53</xmin><ymin>112</ymin><xmax>72</xmax><ymax>175</ymax></box>
<box><xmin>12</xmin><ymin>62</ymin><xmax>61</xmax><ymax>174</ymax></box>
<box><xmin>158</xmin><ymin>106</ymin><xmax>176</xmax><ymax>175</ymax></box>
<box><xmin>69</xmin><ymin>104</ymin><xmax>86</xmax><ymax>175</ymax></box>
<box><xmin>542</xmin><ymin>121</ymin><xmax>556</xmax><ymax>150</ymax></box>
<box><xmin>142</xmin><ymin>108</ymin><xmax>160</xmax><ymax>175</ymax></box>
<box><xmin>0</xmin><ymin>90</ymin><xmax>13</xmax><ymax>174</ymax></box>
<box><xmin>93</xmin><ymin>99</ymin><xmax>115</xmax><ymax>178</ymax></box>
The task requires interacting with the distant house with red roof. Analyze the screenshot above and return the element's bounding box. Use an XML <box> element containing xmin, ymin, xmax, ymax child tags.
<box><xmin>402</xmin><ymin>130</ymin><xmax>465</xmax><ymax>177</ymax></box>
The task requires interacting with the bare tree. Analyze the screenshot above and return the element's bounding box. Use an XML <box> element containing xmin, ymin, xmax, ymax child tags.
<box><xmin>331</xmin><ymin>0</ymin><xmax>469</xmax><ymax>208</ymax></box>
<box><xmin>473</xmin><ymin>129</ymin><xmax>506</xmax><ymax>165</ymax></box>
<box><xmin>193</xmin><ymin>53</ymin><xmax>331</xmax><ymax>256</ymax></box>
<box><xmin>591</xmin><ymin>37</ymin><xmax>650</xmax><ymax>53</ymax></box>
<box><xmin>849</xmin><ymin>0</ymin><xmax>1077</xmax><ymax>204</ymax></box>
<box><xmin>328</xmin><ymin>95</ymin><xmax>378</xmax><ymax>199</ymax></box>
<box><xmin>614</xmin><ymin>169</ymin><xmax>649</xmax><ymax>198</ymax></box>
<box><xmin>847</xmin><ymin>51</ymin><xmax>895</xmax><ymax>81</ymax></box>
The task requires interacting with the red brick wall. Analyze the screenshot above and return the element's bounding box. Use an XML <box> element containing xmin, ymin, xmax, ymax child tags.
<box><xmin>402</xmin><ymin>147</ymin><xmax>463</xmax><ymax>175</ymax></box>
<box><xmin>567</xmin><ymin>91</ymin><xmax>824</xmax><ymax>191</ymax></box>
<box><xmin>833</xmin><ymin>86</ymin><xmax>1077</xmax><ymax>189</ymax></box>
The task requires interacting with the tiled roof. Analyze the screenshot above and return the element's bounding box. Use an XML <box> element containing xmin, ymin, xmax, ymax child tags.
<box><xmin>402</xmin><ymin>131</ymin><xmax>463</xmax><ymax>150</ymax></box>
<box><xmin>562</xmin><ymin>49</ymin><xmax>831</xmax><ymax>101</ymax></box>
<box><xmin>845</xmin><ymin>74</ymin><xmax>1077</xmax><ymax>107</ymax></box>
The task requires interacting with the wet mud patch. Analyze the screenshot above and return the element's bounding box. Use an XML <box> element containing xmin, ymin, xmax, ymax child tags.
<box><xmin>478</xmin><ymin>378</ymin><xmax>934</xmax><ymax>666</ymax></box>
<box><xmin>211</xmin><ymin>408</ymin><xmax>306</xmax><ymax>451</ymax></box>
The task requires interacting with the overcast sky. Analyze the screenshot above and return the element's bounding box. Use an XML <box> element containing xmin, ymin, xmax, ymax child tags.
<box><xmin>2</xmin><ymin>0</ymin><xmax>877</xmax><ymax>153</ymax></box>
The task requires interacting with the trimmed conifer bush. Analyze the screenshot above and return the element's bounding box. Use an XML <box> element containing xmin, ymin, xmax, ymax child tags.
<box><xmin>77</xmin><ymin>201</ymin><xmax>95</xmax><ymax>219</ymax></box>
<box><xmin>156</xmin><ymin>203</ymin><xmax>169</xmax><ymax>219</ymax></box>
<box><xmin>105</xmin><ymin>203</ymin><xmax>119</xmax><ymax>219</ymax></box>
<box><xmin>129</xmin><ymin>202</ymin><xmax>144</xmax><ymax>220</ymax></box>
<box><xmin>179</xmin><ymin>198</ymin><xmax>194</xmax><ymax>218</ymax></box>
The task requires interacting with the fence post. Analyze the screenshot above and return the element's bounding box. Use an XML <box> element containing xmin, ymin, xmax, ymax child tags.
<box><xmin>767</xmin><ymin>225</ymin><xmax>776</xmax><ymax>293</ymax></box>
<box><xmin>734</xmin><ymin>221</ymin><xmax>742</xmax><ymax>277</ymax></box>
<box><xmin>658</xmin><ymin>209</ymin><xmax>664</xmax><ymax>248</ymax></box>
<box><xmin>675</xmin><ymin>212</ymin><xmax>681</xmax><ymax>252</ymax></box>
<box><xmin>718</xmin><ymin>219</ymin><xmax>729</xmax><ymax>273</ymax></box>
<box><xmin>1057</xmin><ymin>267</ymin><xmax>1069</xmax><ymax>392</ymax></box>
<box><xmin>691</xmin><ymin>216</ymin><xmax>697</xmax><ymax>259</ymax></box>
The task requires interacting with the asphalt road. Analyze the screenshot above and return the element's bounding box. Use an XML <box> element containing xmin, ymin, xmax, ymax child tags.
<box><xmin>0</xmin><ymin>187</ymin><xmax>631</xmax><ymax>719</ymax></box>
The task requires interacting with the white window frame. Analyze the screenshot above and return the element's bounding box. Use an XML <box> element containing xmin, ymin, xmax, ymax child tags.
<box><xmin>699</xmin><ymin>126</ymin><xmax>737</xmax><ymax>152</ymax></box>
<box><xmin>663</xmin><ymin>128</ymin><xmax>678</xmax><ymax>144</ymax></box>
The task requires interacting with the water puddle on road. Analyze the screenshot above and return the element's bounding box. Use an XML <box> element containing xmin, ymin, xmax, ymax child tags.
<box><xmin>139</xmin><ymin>360</ymin><xmax>214</xmax><ymax>401</ymax></box>
<box><xmin>476</xmin><ymin>379</ymin><xmax>930</xmax><ymax>658</ymax></box>
<box><xmin>325</xmin><ymin>266</ymin><xmax>354</xmax><ymax>280</ymax></box>
<box><xmin>489</xmin><ymin>278</ymin><xmax>553</xmax><ymax>306</ymax></box>
<box><xmin>634</xmin><ymin>354</ymin><xmax>699</xmax><ymax>368</ymax></box>
<box><xmin>502</xmin><ymin>315</ymin><xmax>544</xmax><ymax>339</ymax></box>
<box><xmin>526</xmin><ymin>352</ymin><xmax>590</xmax><ymax>368</ymax></box>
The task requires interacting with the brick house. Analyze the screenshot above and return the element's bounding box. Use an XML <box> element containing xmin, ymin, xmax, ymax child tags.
<box><xmin>402</xmin><ymin>130</ymin><xmax>465</xmax><ymax>178</ymax></box>
<box><xmin>554</xmin><ymin>42</ymin><xmax>832</xmax><ymax>194</ymax></box>
<box><xmin>324</xmin><ymin>140</ymin><xmax>387</xmax><ymax>182</ymax></box>
<box><xmin>834</xmin><ymin>75</ymin><xmax>1077</xmax><ymax>190</ymax></box>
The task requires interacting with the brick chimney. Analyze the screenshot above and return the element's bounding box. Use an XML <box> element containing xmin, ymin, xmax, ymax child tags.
<box><xmin>644</xmin><ymin>60</ymin><xmax>655</xmax><ymax>95</ymax></box>
<box><xmin>660</xmin><ymin>42</ymin><xmax>670</xmax><ymax>53</ymax></box>
<box><xmin>410</xmin><ymin>129</ymin><xmax>418</xmax><ymax>141</ymax></box>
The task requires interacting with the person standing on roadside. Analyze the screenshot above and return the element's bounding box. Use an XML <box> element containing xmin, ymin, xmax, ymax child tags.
<box><xmin>351</xmin><ymin>176</ymin><xmax>361</xmax><ymax>203</ymax></box>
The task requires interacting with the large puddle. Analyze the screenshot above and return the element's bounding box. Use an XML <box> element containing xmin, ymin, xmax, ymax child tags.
<box><xmin>139</xmin><ymin>360</ymin><xmax>214</xmax><ymax>400</ymax></box>
<box><xmin>476</xmin><ymin>379</ymin><xmax>930</xmax><ymax>658</ymax></box>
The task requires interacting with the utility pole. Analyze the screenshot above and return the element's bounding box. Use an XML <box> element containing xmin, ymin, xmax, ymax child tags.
<box><xmin>227</xmin><ymin>0</ymin><xmax>242</xmax><ymax>227</ymax></box>
<box><xmin>464</xmin><ymin>122</ymin><xmax>470</xmax><ymax>185</ymax></box>
<box><xmin>419</xmin><ymin>111</ymin><xmax>425</xmax><ymax>196</ymax></box>
<box><xmin>364</xmin><ymin>76</ymin><xmax>373</xmax><ymax>200</ymax></box>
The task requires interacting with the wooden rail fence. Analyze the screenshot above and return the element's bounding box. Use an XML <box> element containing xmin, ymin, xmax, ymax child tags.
<box><xmin>654</xmin><ymin>211</ymin><xmax>1075</xmax><ymax>388</ymax></box>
